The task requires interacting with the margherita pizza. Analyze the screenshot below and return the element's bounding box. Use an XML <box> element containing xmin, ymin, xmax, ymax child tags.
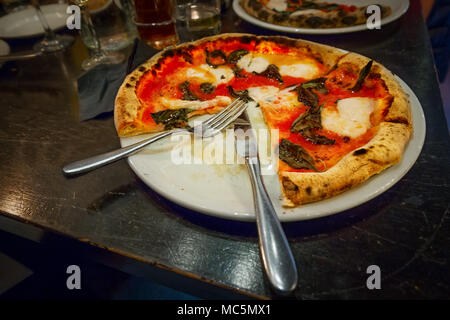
<box><xmin>240</xmin><ymin>0</ymin><xmax>391</xmax><ymax>29</ymax></box>
<box><xmin>114</xmin><ymin>34</ymin><xmax>412</xmax><ymax>206</ymax></box>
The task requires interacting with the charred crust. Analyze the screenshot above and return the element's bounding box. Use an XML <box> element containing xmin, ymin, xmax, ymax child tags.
<box><xmin>386</xmin><ymin>117</ymin><xmax>409</xmax><ymax>125</ymax></box>
<box><xmin>353</xmin><ymin>148</ymin><xmax>368</xmax><ymax>156</ymax></box>
<box><xmin>138</xmin><ymin>66</ymin><xmax>146</xmax><ymax>72</ymax></box>
<box><xmin>162</xmin><ymin>49</ymin><xmax>175</xmax><ymax>58</ymax></box>
<box><xmin>240</xmin><ymin>36</ymin><xmax>254</xmax><ymax>44</ymax></box>
<box><xmin>305</xmin><ymin>186</ymin><xmax>312</xmax><ymax>195</ymax></box>
<box><xmin>283</xmin><ymin>177</ymin><xmax>299</xmax><ymax>192</ymax></box>
<box><xmin>125</xmin><ymin>83</ymin><xmax>133</xmax><ymax>88</ymax></box>
<box><xmin>181</xmin><ymin>51</ymin><xmax>193</xmax><ymax>64</ymax></box>
<box><xmin>129</xmin><ymin>76</ymin><xmax>136</xmax><ymax>81</ymax></box>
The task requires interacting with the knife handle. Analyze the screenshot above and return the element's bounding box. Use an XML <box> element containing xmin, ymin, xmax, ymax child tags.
<box><xmin>245</xmin><ymin>157</ymin><xmax>298</xmax><ymax>295</ymax></box>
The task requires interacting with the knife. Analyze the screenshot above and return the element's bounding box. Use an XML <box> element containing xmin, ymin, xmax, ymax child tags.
<box><xmin>234</xmin><ymin>109</ymin><xmax>298</xmax><ymax>295</ymax></box>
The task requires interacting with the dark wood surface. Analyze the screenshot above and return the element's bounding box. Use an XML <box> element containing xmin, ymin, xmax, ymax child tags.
<box><xmin>0</xmin><ymin>0</ymin><xmax>449</xmax><ymax>299</ymax></box>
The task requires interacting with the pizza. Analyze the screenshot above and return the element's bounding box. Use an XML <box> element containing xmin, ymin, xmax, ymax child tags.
<box><xmin>114</xmin><ymin>34</ymin><xmax>412</xmax><ymax>206</ymax></box>
<box><xmin>240</xmin><ymin>0</ymin><xmax>392</xmax><ymax>29</ymax></box>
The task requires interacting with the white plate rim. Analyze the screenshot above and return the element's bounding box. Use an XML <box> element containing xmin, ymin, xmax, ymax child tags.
<box><xmin>232</xmin><ymin>0</ymin><xmax>410</xmax><ymax>35</ymax></box>
<box><xmin>121</xmin><ymin>73</ymin><xmax>425</xmax><ymax>222</ymax></box>
<box><xmin>0</xmin><ymin>4</ymin><xmax>69</xmax><ymax>39</ymax></box>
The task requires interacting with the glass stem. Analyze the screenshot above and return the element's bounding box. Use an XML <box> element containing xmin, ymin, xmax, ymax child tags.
<box><xmin>31</xmin><ymin>0</ymin><xmax>57</xmax><ymax>41</ymax></box>
<box><xmin>79</xmin><ymin>3</ymin><xmax>103</xmax><ymax>56</ymax></box>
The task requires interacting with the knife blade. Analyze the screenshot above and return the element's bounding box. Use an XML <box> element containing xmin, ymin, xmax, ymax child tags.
<box><xmin>234</xmin><ymin>108</ymin><xmax>298</xmax><ymax>295</ymax></box>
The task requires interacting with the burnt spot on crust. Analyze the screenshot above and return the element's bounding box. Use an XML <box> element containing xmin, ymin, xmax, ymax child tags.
<box><xmin>305</xmin><ymin>186</ymin><xmax>312</xmax><ymax>195</ymax></box>
<box><xmin>353</xmin><ymin>148</ymin><xmax>368</xmax><ymax>156</ymax></box>
<box><xmin>138</xmin><ymin>66</ymin><xmax>146</xmax><ymax>72</ymax></box>
<box><xmin>386</xmin><ymin>117</ymin><xmax>410</xmax><ymax>125</ymax></box>
<box><xmin>181</xmin><ymin>51</ymin><xmax>193</xmax><ymax>64</ymax></box>
<box><xmin>368</xmin><ymin>158</ymin><xmax>384</xmax><ymax>166</ymax></box>
<box><xmin>129</xmin><ymin>76</ymin><xmax>136</xmax><ymax>81</ymax></box>
<box><xmin>339</xmin><ymin>183</ymin><xmax>353</xmax><ymax>191</ymax></box>
<box><xmin>240</xmin><ymin>36</ymin><xmax>254</xmax><ymax>44</ymax></box>
<box><xmin>125</xmin><ymin>83</ymin><xmax>133</xmax><ymax>88</ymax></box>
<box><xmin>282</xmin><ymin>177</ymin><xmax>299</xmax><ymax>197</ymax></box>
<box><xmin>162</xmin><ymin>49</ymin><xmax>175</xmax><ymax>58</ymax></box>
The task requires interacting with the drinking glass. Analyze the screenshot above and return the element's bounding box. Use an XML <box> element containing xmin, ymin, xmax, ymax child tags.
<box><xmin>31</xmin><ymin>0</ymin><xmax>74</xmax><ymax>53</ymax></box>
<box><xmin>75</xmin><ymin>0</ymin><xmax>125</xmax><ymax>70</ymax></box>
<box><xmin>175</xmin><ymin>0</ymin><xmax>221</xmax><ymax>42</ymax></box>
<box><xmin>133</xmin><ymin>0</ymin><xmax>178</xmax><ymax>49</ymax></box>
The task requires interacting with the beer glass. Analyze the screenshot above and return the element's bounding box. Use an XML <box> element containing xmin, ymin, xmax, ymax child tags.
<box><xmin>133</xmin><ymin>0</ymin><xmax>178</xmax><ymax>49</ymax></box>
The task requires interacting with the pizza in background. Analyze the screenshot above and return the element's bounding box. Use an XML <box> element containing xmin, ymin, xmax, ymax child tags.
<box><xmin>114</xmin><ymin>34</ymin><xmax>412</xmax><ymax>206</ymax></box>
<box><xmin>240</xmin><ymin>0</ymin><xmax>392</xmax><ymax>29</ymax></box>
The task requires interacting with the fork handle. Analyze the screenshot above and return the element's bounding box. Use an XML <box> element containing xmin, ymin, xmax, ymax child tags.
<box><xmin>62</xmin><ymin>129</ymin><xmax>180</xmax><ymax>176</ymax></box>
<box><xmin>245</xmin><ymin>157</ymin><xmax>298</xmax><ymax>295</ymax></box>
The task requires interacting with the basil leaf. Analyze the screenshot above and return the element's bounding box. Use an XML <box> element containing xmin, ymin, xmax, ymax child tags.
<box><xmin>295</xmin><ymin>85</ymin><xmax>318</xmax><ymax>107</ymax></box>
<box><xmin>200</xmin><ymin>82</ymin><xmax>216</xmax><ymax>94</ymax></box>
<box><xmin>254</xmin><ymin>64</ymin><xmax>283</xmax><ymax>84</ymax></box>
<box><xmin>227</xmin><ymin>85</ymin><xmax>253</xmax><ymax>103</ymax></box>
<box><xmin>179</xmin><ymin>81</ymin><xmax>198</xmax><ymax>101</ymax></box>
<box><xmin>205</xmin><ymin>49</ymin><xmax>227</xmax><ymax>68</ymax></box>
<box><xmin>301</xmin><ymin>128</ymin><xmax>336</xmax><ymax>145</ymax></box>
<box><xmin>151</xmin><ymin>108</ymin><xmax>191</xmax><ymax>130</ymax></box>
<box><xmin>349</xmin><ymin>60</ymin><xmax>373</xmax><ymax>92</ymax></box>
<box><xmin>290</xmin><ymin>105</ymin><xmax>323</xmax><ymax>133</ymax></box>
<box><xmin>290</xmin><ymin>105</ymin><xmax>336</xmax><ymax>145</ymax></box>
<box><xmin>300</xmin><ymin>77</ymin><xmax>328</xmax><ymax>94</ymax></box>
<box><xmin>278</xmin><ymin>139</ymin><xmax>317</xmax><ymax>171</ymax></box>
<box><xmin>227</xmin><ymin>49</ymin><xmax>249</xmax><ymax>64</ymax></box>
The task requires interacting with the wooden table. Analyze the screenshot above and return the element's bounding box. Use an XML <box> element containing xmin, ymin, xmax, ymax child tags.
<box><xmin>0</xmin><ymin>0</ymin><xmax>449</xmax><ymax>299</ymax></box>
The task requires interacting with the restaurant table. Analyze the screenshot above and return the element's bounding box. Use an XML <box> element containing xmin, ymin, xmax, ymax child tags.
<box><xmin>0</xmin><ymin>0</ymin><xmax>449</xmax><ymax>299</ymax></box>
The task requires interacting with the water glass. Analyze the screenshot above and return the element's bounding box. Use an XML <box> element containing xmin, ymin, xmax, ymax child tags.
<box><xmin>175</xmin><ymin>0</ymin><xmax>221</xmax><ymax>42</ymax></box>
<box><xmin>79</xmin><ymin>0</ymin><xmax>137</xmax><ymax>52</ymax></box>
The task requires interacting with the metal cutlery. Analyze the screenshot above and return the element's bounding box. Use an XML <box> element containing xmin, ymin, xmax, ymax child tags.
<box><xmin>234</xmin><ymin>110</ymin><xmax>298</xmax><ymax>295</ymax></box>
<box><xmin>63</xmin><ymin>98</ymin><xmax>247</xmax><ymax>175</ymax></box>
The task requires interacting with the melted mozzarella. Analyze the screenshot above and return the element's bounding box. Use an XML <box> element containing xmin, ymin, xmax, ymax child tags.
<box><xmin>159</xmin><ymin>96</ymin><xmax>232</xmax><ymax>111</ymax></box>
<box><xmin>200</xmin><ymin>64</ymin><xmax>234</xmax><ymax>84</ymax></box>
<box><xmin>322</xmin><ymin>97</ymin><xmax>376</xmax><ymax>139</ymax></box>
<box><xmin>267</xmin><ymin>0</ymin><xmax>288</xmax><ymax>12</ymax></box>
<box><xmin>248</xmin><ymin>86</ymin><xmax>297</xmax><ymax>106</ymax></box>
<box><xmin>185</xmin><ymin>65</ymin><xmax>234</xmax><ymax>84</ymax></box>
<box><xmin>279</xmin><ymin>63</ymin><xmax>319</xmax><ymax>79</ymax></box>
<box><xmin>237</xmin><ymin>55</ymin><xmax>270</xmax><ymax>74</ymax></box>
<box><xmin>289</xmin><ymin>9</ymin><xmax>329</xmax><ymax>18</ymax></box>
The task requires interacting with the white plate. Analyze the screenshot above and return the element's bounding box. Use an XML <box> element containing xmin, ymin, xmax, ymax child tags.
<box><xmin>0</xmin><ymin>4</ymin><xmax>69</xmax><ymax>39</ymax></box>
<box><xmin>120</xmin><ymin>74</ymin><xmax>425</xmax><ymax>222</ymax></box>
<box><xmin>232</xmin><ymin>0</ymin><xmax>410</xmax><ymax>34</ymax></box>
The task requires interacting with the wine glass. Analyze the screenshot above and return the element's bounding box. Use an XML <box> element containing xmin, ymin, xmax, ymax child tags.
<box><xmin>31</xmin><ymin>0</ymin><xmax>74</xmax><ymax>53</ymax></box>
<box><xmin>75</xmin><ymin>0</ymin><xmax>125</xmax><ymax>70</ymax></box>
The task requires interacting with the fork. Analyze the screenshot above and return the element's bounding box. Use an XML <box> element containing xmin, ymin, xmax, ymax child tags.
<box><xmin>62</xmin><ymin>98</ymin><xmax>247</xmax><ymax>176</ymax></box>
